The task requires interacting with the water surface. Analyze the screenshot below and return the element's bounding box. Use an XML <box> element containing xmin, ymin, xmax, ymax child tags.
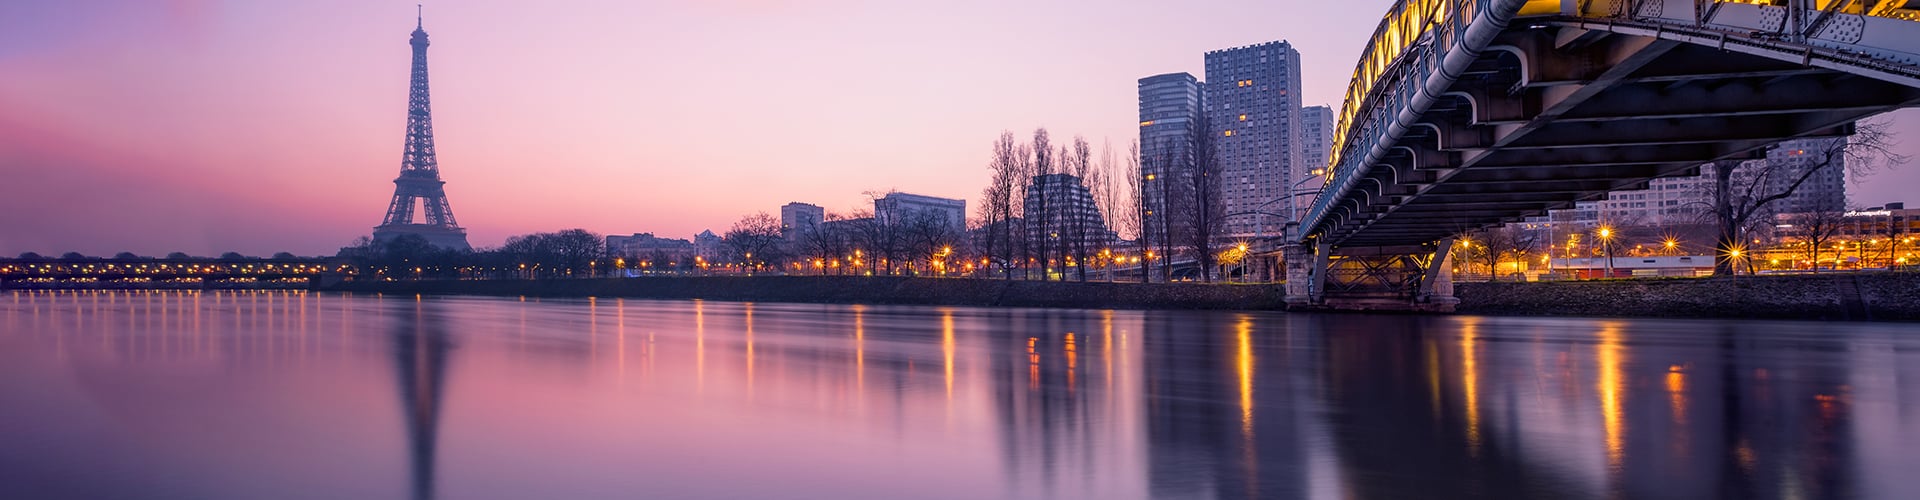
<box><xmin>2</xmin><ymin>290</ymin><xmax>1917</xmax><ymax>499</ymax></box>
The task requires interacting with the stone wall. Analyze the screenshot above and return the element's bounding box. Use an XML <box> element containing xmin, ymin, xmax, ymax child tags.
<box><xmin>1456</xmin><ymin>273</ymin><xmax>1920</xmax><ymax>321</ymax></box>
<box><xmin>323</xmin><ymin>273</ymin><xmax>1920</xmax><ymax>321</ymax></box>
<box><xmin>323</xmin><ymin>276</ymin><xmax>1288</xmax><ymax>311</ymax></box>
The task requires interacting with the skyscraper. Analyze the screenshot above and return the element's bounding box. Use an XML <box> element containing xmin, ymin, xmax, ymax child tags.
<box><xmin>1296</xmin><ymin>105</ymin><xmax>1335</xmax><ymax>219</ymax></box>
<box><xmin>1205</xmin><ymin>41</ymin><xmax>1303</xmax><ymax>237</ymax></box>
<box><xmin>373</xmin><ymin>12</ymin><xmax>471</xmax><ymax>250</ymax></box>
<box><xmin>1138</xmin><ymin>73</ymin><xmax>1203</xmax><ymax>248</ymax></box>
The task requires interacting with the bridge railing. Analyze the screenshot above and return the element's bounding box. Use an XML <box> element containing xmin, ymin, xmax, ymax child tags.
<box><xmin>1570</xmin><ymin>0</ymin><xmax>1920</xmax><ymax>76</ymax></box>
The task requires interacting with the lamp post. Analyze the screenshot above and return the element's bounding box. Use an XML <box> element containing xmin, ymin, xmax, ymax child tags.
<box><xmin>1597</xmin><ymin>227</ymin><xmax>1614</xmax><ymax>279</ymax></box>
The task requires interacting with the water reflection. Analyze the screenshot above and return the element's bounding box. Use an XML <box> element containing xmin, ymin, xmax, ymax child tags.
<box><xmin>392</xmin><ymin>297</ymin><xmax>451</xmax><ymax>500</ymax></box>
<box><xmin>0</xmin><ymin>290</ymin><xmax>1917</xmax><ymax>499</ymax></box>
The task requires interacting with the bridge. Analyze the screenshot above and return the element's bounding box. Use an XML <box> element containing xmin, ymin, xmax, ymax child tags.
<box><xmin>1286</xmin><ymin>0</ymin><xmax>1920</xmax><ymax>311</ymax></box>
<box><xmin>0</xmin><ymin>258</ymin><xmax>343</xmax><ymax>289</ymax></box>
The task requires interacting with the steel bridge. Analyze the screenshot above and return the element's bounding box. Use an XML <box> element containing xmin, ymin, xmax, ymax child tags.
<box><xmin>1287</xmin><ymin>0</ymin><xmax>1920</xmax><ymax>310</ymax></box>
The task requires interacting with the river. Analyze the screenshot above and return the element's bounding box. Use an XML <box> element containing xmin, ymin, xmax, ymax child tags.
<box><xmin>2</xmin><ymin>290</ymin><xmax>1916</xmax><ymax>499</ymax></box>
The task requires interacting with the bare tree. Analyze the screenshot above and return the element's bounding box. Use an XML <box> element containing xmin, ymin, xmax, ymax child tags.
<box><xmin>1028</xmin><ymin>129</ymin><xmax>1053</xmax><ymax>280</ymax></box>
<box><xmin>1468</xmin><ymin>225</ymin><xmax>1540</xmax><ymax>282</ymax></box>
<box><xmin>1012</xmin><ymin>142</ymin><xmax>1035</xmax><ymax>280</ymax></box>
<box><xmin>1703</xmin><ymin>123</ymin><xmax>1905</xmax><ymax>275</ymax></box>
<box><xmin>902</xmin><ymin>210</ymin><xmax>961</xmax><ymax>277</ymax></box>
<box><xmin>798</xmin><ymin>212</ymin><xmax>853</xmax><ymax>275</ymax></box>
<box><xmin>723</xmin><ymin>213</ymin><xmax>785</xmax><ymax>272</ymax></box>
<box><xmin>1149</xmin><ymin>137</ymin><xmax>1186</xmax><ymax>282</ymax></box>
<box><xmin>1786</xmin><ymin>205</ymin><xmax>1850</xmax><ymax>272</ymax></box>
<box><xmin>1066</xmin><ymin>136</ymin><xmax>1094</xmax><ymax>281</ymax></box>
<box><xmin>1121</xmin><ymin>140</ymin><xmax>1152</xmax><ymax>282</ymax></box>
<box><xmin>981</xmin><ymin>131</ymin><xmax>1022</xmax><ymax>280</ymax></box>
<box><xmin>1184</xmin><ymin>117</ymin><xmax>1225</xmax><ymax>282</ymax></box>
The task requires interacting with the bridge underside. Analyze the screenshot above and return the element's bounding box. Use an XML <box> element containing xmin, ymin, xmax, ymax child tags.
<box><xmin>1318</xmin><ymin>25</ymin><xmax>1920</xmax><ymax>248</ymax></box>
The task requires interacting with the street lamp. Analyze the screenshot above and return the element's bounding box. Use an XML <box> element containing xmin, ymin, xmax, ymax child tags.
<box><xmin>1597</xmin><ymin>227</ymin><xmax>1614</xmax><ymax>278</ymax></box>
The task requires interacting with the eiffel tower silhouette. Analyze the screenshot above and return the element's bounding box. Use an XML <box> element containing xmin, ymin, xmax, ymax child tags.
<box><xmin>373</xmin><ymin>8</ymin><xmax>471</xmax><ymax>251</ymax></box>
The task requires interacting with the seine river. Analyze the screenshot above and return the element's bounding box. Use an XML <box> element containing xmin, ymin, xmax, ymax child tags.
<box><xmin>2</xmin><ymin>290</ymin><xmax>1917</xmax><ymax>499</ymax></box>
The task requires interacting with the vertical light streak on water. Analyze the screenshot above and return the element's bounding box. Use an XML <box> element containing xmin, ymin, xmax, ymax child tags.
<box><xmin>942</xmin><ymin>309</ymin><xmax>955</xmax><ymax>402</ymax></box>
<box><xmin>1236</xmin><ymin>314</ymin><xmax>1257</xmax><ymax>497</ymax></box>
<box><xmin>1462</xmin><ymin>318</ymin><xmax>1481</xmax><ymax>453</ymax></box>
<box><xmin>1598</xmin><ymin>321</ymin><xmax>1627</xmax><ymax>470</ymax></box>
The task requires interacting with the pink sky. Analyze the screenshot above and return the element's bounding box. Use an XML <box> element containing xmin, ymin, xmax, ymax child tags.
<box><xmin>2</xmin><ymin>0</ymin><xmax>1917</xmax><ymax>256</ymax></box>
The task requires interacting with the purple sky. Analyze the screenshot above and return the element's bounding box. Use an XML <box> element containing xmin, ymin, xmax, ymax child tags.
<box><xmin>2</xmin><ymin>0</ymin><xmax>1916</xmax><ymax>256</ymax></box>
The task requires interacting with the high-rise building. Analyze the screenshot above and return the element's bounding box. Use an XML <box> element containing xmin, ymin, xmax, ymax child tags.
<box><xmin>1023</xmin><ymin>173</ymin><xmax>1113</xmax><ymax>251</ymax></box>
<box><xmin>1296</xmin><ymin>105</ymin><xmax>1335</xmax><ymax>219</ymax></box>
<box><xmin>1757</xmin><ymin>138</ymin><xmax>1848</xmax><ymax>213</ymax></box>
<box><xmin>373</xmin><ymin>13</ymin><xmax>471</xmax><ymax>250</ymax></box>
<box><xmin>780</xmin><ymin>202</ymin><xmax>825</xmax><ymax>239</ymax></box>
<box><xmin>874</xmin><ymin>192</ymin><xmax>967</xmax><ymax>230</ymax></box>
<box><xmin>1138</xmin><ymin>73</ymin><xmax>1203</xmax><ymax>246</ymax></box>
<box><xmin>1206</xmin><ymin>41</ymin><xmax>1303</xmax><ymax>237</ymax></box>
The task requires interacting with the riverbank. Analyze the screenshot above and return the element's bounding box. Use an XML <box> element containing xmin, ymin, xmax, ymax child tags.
<box><xmin>322</xmin><ymin>276</ymin><xmax>1288</xmax><ymax>311</ymax></box>
<box><xmin>1455</xmin><ymin>272</ymin><xmax>1920</xmax><ymax>321</ymax></box>
<box><xmin>319</xmin><ymin>273</ymin><xmax>1920</xmax><ymax>321</ymax></box>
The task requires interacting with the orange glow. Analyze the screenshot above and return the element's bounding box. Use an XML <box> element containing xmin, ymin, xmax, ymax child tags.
<box><xmin>1460</xmin><ymin>319</ymin><xmax>1481</xmax><ymax>451</ymax></box>
<box><xmin>942</xmin><ymin>310</ymin><xmax>955</xmax><ymax>400</ymax></box>
<box><xmin>1597</xmin><ymin>322</ymin><xmax>1626</xmax><ymax>468</ymax></box>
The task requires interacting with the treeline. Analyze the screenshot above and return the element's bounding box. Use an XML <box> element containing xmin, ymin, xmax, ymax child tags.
<box><xmin>336</xmin><ymin>229</ymin><xmax>608</xmax><ymax>280</ymax></box>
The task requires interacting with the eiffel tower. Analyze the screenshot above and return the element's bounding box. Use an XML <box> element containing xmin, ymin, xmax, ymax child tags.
<box><xmin>373</xmin><ymin>9</ymin><xmax>471</xmax><ymax>251</ymax></box>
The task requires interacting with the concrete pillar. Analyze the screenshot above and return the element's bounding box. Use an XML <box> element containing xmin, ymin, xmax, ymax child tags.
<box><xmin>1422</xmin><ymin>239</ymin><xmax>1461</xmax><ymax>309</ymax></box>
<box><xmin>1284</xmin><ymin>242</ymin><xmax>1312</xmax><ymax>306</ymax></box>
<box><xmin>1311</xmin><ymin>241</ymin><xmax>1332</xmax><ymax>304</ymax></box>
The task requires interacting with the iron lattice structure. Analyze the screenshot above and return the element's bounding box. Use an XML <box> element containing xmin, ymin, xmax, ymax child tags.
<box><xmin>373</xmin><ymin>14</ymin><xmax>470</xmax><ymax>250</ymax></box>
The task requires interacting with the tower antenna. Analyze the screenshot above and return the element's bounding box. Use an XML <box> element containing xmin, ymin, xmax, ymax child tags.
<box><xmin>416</xmin><ymin>4</ymin><xmax>422</xmax><ymax>28</ymax></box>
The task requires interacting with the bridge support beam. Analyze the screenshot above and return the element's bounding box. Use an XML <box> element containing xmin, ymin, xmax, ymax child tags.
<box><xmin>1283</xmin><ymin>240</ymin><xmax>1459</xmax><ymax>313</ymax></box>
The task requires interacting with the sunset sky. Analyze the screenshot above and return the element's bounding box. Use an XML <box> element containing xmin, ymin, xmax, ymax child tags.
<box><xmin>3</xmin><ymin>0</ymin><xmax>1917</xmax><ymax>256</ymax></box>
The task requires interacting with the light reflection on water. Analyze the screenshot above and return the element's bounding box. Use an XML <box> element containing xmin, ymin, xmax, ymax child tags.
<box><xmin>2</xmin><ymin>290</ymin><xmax>1919</xmax><ymax>499</ymax></box>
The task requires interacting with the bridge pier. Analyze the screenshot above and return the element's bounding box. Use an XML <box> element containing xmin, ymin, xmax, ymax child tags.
<box><xmin>1282</xmin><ymin>235</ymin><xmax>1459</xmax><ymax>313</ymax></box>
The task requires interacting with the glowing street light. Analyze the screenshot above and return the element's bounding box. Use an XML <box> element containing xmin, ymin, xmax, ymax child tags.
<box><xmin>1597</xmin><ymin>226</ymin><xmax>1615</xmax><ymax>278</ymax></box>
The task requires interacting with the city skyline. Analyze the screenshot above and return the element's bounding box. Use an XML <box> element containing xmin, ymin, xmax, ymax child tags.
<box><xmin>4</xmin><ymin>0</ymin><xmax>1919</xmax><ymax>256</ymax></box>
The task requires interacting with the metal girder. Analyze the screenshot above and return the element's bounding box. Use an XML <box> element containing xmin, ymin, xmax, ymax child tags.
<box><xmin>1491</xmin><ymin>118</ymin><xmax>1851</xmax><ymax>151</ymax></box>
<box><xmin>1554</xmin><ymin>74</ymin><xmax>1920</xmax><ymax>123</ymax></box>
<box><xmin>1464</xmin><ymin>142</ymin><xmax>1749</xmax><ymax>169</ymax></box>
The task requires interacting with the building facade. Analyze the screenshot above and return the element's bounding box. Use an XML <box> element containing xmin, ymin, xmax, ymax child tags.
<box><xmin>606</xmin><ymin>233</ymin><xmax>698</xmax><ymax>264</ymax></box>
<box><xmin>1138</xmin><ymin>72</ymin><xmax>1204</xmax><ymax>250</ymax></box>
<box><xmin>874</xmin><ymin>192</ymin><xmax>966</xmax><ymax>230</ymax></box>
<box><xmin>1548</xmin><ymin>138</ymin><xmax>1849</xmax><ymax>228</ymax></box>
<box><xmin>780</xmin><ymin>202</ymin><xmax>825</xmax><ymax>239</ymax></box>
<box><xmin>1205</xmin><ymin>41</ymin><xmax>1303</xmax><ymax>237</ymax></box>
<box><xmin>1296</xmin><ymin>105</ymin><xmax>1335</xmax><ymax>220</ymax></box>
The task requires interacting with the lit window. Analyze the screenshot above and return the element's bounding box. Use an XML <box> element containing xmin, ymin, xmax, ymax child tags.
<box><xmin>1224</xmin><ymin>130</ymin><xmax>1234</xmax><ymax>136</ymax></box>
<box><xmin>1140</xmin><ymin>121</ymin><xmax>1154</xmax><ymax>126</ymax></box>
<box><xmin>1239</xmin><ymin>114</ymin><xmax>1247</xmax><ymax>121</ymax></box>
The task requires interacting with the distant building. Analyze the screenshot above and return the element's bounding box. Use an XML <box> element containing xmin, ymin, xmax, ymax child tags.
<box><xmin>1138</xmin><ymin>72</ymin><xmax>1204</xmax><ymax>246</ymax></box>
<box><xmin>1549</xmin><ymin>138</ymin><xmax>1848</xmax><ymax>227</ymax></box>
<box><xmin>1206</xmin><ymin>40</ymin><xmax>1304</xmax><ymax>237</ymax></box>
<box><xmin>693</xmin><ymin>230</ymin><xmax>723</xmax><ymax>260</ymax></box>
<box><xmin>1296</xmin><ymin>105</ymin><xmax>1335</xmax><ymax>218</ymax></box>
<box><xmin>874</xmin><ymin>192</ymin><xmax>966</xmax><ymax>230</ymax></box>
<box><xmin>780</xmin><ymin>202</ymin><xmax>825</xmax><ymax>239</ymax></box>
<box><xmin>606</xmin><ymin>233</ymin><xmax>697</xmax><ymax>264</ymax></box>
<box><xmin>1023</xmin><ymin>173</ymin><xmax>1112</xmax><ymax>251</ymax></box>
<box><xmin>1776</xmin><ymin>202</ymin><xmax>1915</xmax><ymax>243</ymax></box>
<box><xmin>1755</xmin><ymin>138</ymin><xmax>1848</xmax><ymax>214</ymax></box>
